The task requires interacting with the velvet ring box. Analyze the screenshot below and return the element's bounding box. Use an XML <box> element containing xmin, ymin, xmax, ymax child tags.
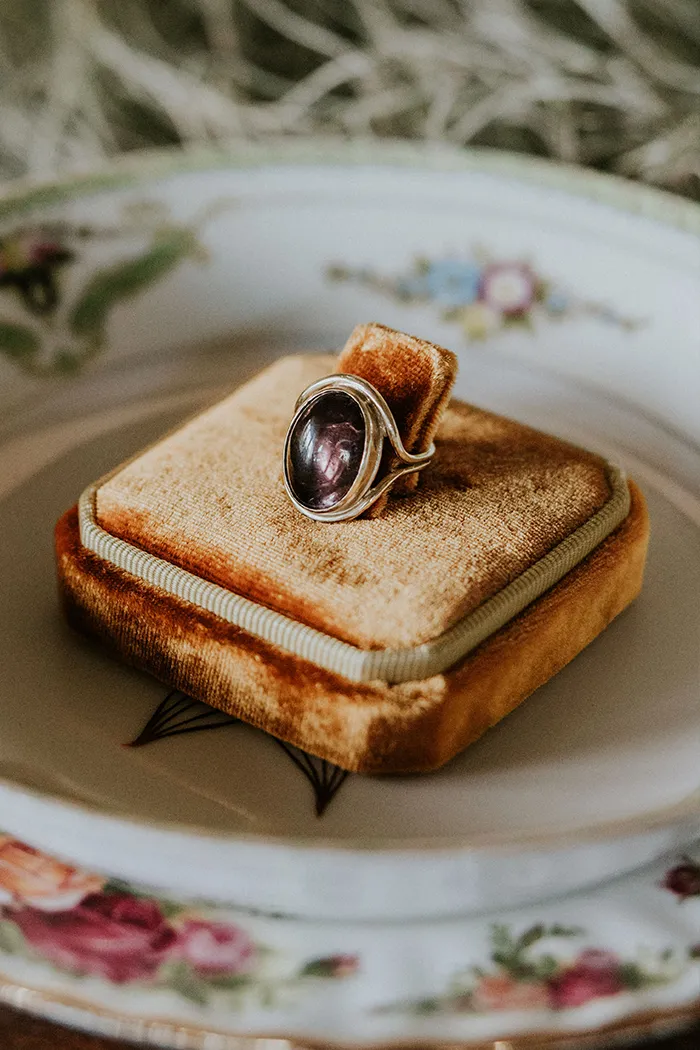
<box><xmin>55</xmin><ymin>325</ymin><xmax>649</xmax><ymax>775</ymax></box>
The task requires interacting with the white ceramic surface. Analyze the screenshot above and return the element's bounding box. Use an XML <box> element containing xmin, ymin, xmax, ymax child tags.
<box><xmin>0</xmin><ymin>140</ymin><xmax>699</xmax><ymax>1045</ymax></box>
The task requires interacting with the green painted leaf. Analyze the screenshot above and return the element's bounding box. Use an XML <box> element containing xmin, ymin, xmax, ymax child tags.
<box><xmin>533</xmin><ymin>954</ymin><xmax>559</xmax><ymax>979</ymax></box>
<box><xmin>619</xmin><ymin>962</ymin><xmax>646</xmax><ymax>989</ymax></box>
<box><xmin>503</xmin><ymin>311</ymin><xmax>534</xmax><ymax>330</ymax></box>
<box><xmin>53</xmin><ymin>349</ymin><xmax>83</xmax><ymax>375</ymax></box>
<box><xmin>0</xmin><ymin>321</ymin><xmax>40</xmax><ymax>361</ymax></box>
<box><xmin>0</xmin><ymin>919</ymin><xmax>26</xmax><ymax>955</ymax></box>
<box><xmin>103</xmin><ymin>877</ymin><xmax>137</xmax><ymax>895</ymax></box>
<box><xmin>412</xmin><ymin>997</ymin><xmax>443</xmax><ymax>1015</ymax></box>
<box><xmin>517</xmin><ymin>924</ymin><xmax>546</xmax><ymax>951</ymax></box>
<box><xmin>300</xmin><ymin>958</ymin><xmax>335</xmax><ymax>977</ymax></box>
<box><xmin>158</xmin><ymin>898</ymin><xmax>185</xmax><ymax>920</ymax></box>
<box><xmin>547</xmin><ymin>925</ymin><xmax>583</xmax><ymax>938</ymax></box>
<box><xmin>490</xmin><ymin>923</ymin><xmax>514</xmax><ymax>952</ymax></box>
<box><xmin>535</xmin><ymin>279</ymin><xmax>550</xmax><ymax>303</ymax></box>
<box><xmin>326</xmin><ymin>264</ymin><xmax>348</xmax><ymax>282</ymax></box>
<box><xmin>259</xmin><ymin>982</ymin><xmax>276</xmax><ymax>1008</ymax></box>
<box><xmin>69</xmin><ymin>227</ymin><xmax>199</xmax><ymax>338</ymax></box>
<box><xmin>167</xmin><ymin>962</ymin><xmax>209</xmax><ymax>1006</ymax></box>
<box><xmin>207</xmin><ymin>973</ymin><xmax>253</xmax><ymax>991</ymax></box>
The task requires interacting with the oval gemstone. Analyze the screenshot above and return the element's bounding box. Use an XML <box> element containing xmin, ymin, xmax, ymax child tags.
<box><xmin>288</xmin><ymin>391</ymin><xmax>366</xmax><ymax>511</ymax></box>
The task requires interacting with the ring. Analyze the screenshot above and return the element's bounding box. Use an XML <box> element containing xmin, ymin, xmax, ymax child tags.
<box><xmin>283</xmin><ymin>373</ymin><xmax>434</xmax><ymax>522</ymax></box>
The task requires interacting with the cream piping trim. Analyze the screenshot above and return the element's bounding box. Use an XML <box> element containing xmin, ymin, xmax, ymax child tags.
<box><xmin>78</xmin><ymin>465</ymin><xmax>630</xmax><ymax>684</ymax></box>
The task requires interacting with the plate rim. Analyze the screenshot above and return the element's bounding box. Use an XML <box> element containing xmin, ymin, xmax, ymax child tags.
<box><xmin>1</xmin><ymin>136</ymin><xmax>699</xmax><ymax>236</ymax></box>
<box><xmin>0</xmin><ymin>962</ymin><xmax>698</xmax><ymax>1050</ymax></box>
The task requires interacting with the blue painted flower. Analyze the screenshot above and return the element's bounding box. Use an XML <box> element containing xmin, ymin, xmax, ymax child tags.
<box><xmin>546</xmin><ymin>289</ymin><xmax>570</xmax><ymax>315</ymax></box>
<box><xmin>424</xmin><ymin>260</ymin><xmax>482</xmax><ymax>308</ymax></box>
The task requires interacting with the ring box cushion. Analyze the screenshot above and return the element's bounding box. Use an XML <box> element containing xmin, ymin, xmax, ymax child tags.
<box><xmin>55</xmin><ymin>353</ymin><xmax>649</xmax><ymax>774</ymax></box>
<box><xmin>93</xmin><ymin>355</ymin><xmax>614</xmax><ymax>650</ymax></box>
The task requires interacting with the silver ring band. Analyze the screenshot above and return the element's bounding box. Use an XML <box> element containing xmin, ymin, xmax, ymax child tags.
<box><xmin>283</xmin><ymin>373</ymin><xmax>434</xmax><ymax>523</ymax></box>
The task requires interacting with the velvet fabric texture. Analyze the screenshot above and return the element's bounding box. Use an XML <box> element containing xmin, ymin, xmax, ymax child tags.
<box><xmin>56</xmin><ymin>482</ymin><xmax>648</xmax><ymax>774</ymax></box>
<box><xmin>55</xmin><ymin>337</ymin><xmax>650</xmax><ymax>773</ymax></box>
<box><xmin>337</xmin><ymin>322</ymin><xmax>458</xmax><ymax>513</ymax></box>
<box><xmin>94</xmin><ymin>353</ymin><xmax>613</xmax><ymax>651</ymax></box>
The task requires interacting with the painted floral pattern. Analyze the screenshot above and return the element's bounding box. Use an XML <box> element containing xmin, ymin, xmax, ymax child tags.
<box><xmin>0</xmin><ymin>231</ymin><xmax>74</xmax><ymax>314</ymax></box>
<box><xmin>662</xmin><ymin>857</ymin><xmax>700</xmax><ymax>901</ymax></box>
<box><xmin>327</xmin><ymin>251</ymin><xmax>642</xmax><ymax>341</ymax></box>
<box><xmin>384</xmin><ymin>922</ymin><xmax>691</xmax><ymax>1017</ymax></box>
<box><xmin>0</xmin><ymin>835</ymin><xmax>103</xmax><ymax>912</ymax></box>
<box><xmin>0</xmin><ymin>834</ymin><xmax>699</xmax><ymax>1026</ymax></box>
<box><xmin>0</xmin><ymin>834</ymin><xmax>358</xmax><ymax>1006</ymax></box>
<box><xmin>0</xmin><ymin>200</ymin><xmax>226</xmax><ymax>376</ymax></box>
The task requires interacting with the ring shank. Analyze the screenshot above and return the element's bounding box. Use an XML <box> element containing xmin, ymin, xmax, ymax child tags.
<box><xmin>284</xmin><ymin>374</ymin><xmax>435</xmax><ymax>522</ymax></box>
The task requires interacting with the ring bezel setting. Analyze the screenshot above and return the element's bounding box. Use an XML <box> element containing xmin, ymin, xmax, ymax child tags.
<box><xmin>283</xmin><ymin>374</ymin><xmax>434</xmax><ymax>523</ymax></box>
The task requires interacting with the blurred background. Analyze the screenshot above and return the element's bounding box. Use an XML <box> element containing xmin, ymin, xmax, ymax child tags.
<box><xmin>0</xmin><ymin>0</ymin><xmax>698</xmax><ymax>197</ymax></box>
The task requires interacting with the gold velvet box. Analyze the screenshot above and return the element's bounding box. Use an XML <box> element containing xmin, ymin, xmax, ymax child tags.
<box><xmin>55</xmin><ymin>329</ymin><xmax>649</xmax><ymax>775</ymax></box>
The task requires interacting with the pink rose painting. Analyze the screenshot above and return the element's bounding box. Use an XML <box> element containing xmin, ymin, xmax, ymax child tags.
<box><xmin>469</xmin><ymin>950</ymin><xmax>627</xmax><ymax>1014</ymax></box>
<box><xmin>174</xmin><ymin>919</ymin><xmax>255</xmax><ymax>978</ymax></box>
<box><xmin>549</xmin><ymin>950</ymin><xmax>625</xmax><ymax>1009</ymax></box>
<box><xmin>0</xmin><ymin>834</ymin><xmax>358</xmax><ymax>1004</ymax></box>
<box><xmin>478</xmin><ymin>262</ymin><xmax>536</xmax><ymax>317</ymax></box>
<box><xmin>396</xmin><ymin>923</ymin><xmax>692</xmax><ymax>1018</ymax></box>
<box><xmin>471</xmin><ymin>973</ymin><xmax>551</xmax><ymax>1012</ymax></box>
<box><xmin>12</xmin><ymin>892</ymin><xmax>176</xmax><ymax>984</ymax></box>
<box><xmin>662</xmin><ymin>858</ymin><xmax>700</xmax><ymax>901</ymax></box>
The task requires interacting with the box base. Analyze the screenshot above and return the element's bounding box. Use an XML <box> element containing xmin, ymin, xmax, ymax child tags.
<box><xmin>55</xmin><ymin>482</ymin><xmax>648</xmax><ymax>774</ymax></box>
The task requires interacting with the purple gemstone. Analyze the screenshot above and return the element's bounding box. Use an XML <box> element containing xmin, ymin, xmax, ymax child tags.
<box><xmin>288</xmin><ymin>391</ymin><xmax>366</xmax><ymax>511</ymax></box>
